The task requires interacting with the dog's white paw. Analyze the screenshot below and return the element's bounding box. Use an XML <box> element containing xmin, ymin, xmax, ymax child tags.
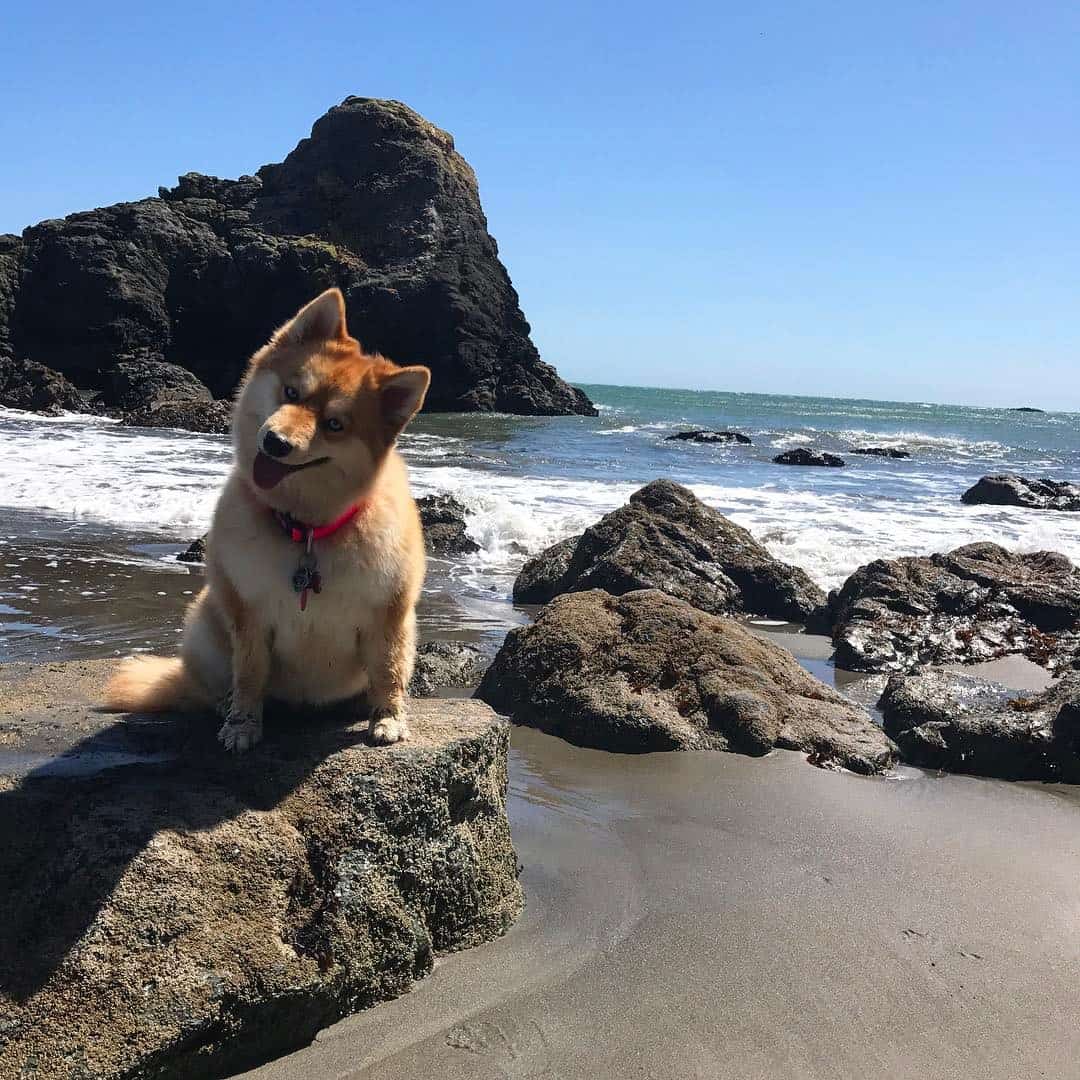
<box><xmin>218</xmin><ymin>711</ymin><xmax>263</xmax><ymax>753</ymax></box>
<box><xmin>369</xmin><ymin>709</ymin><xmax>410</xmax><ymax>746</ymax></box>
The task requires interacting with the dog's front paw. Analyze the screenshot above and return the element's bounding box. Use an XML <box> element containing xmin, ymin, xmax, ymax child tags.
<box><xmin>369</xmin><ymin>707</ymin><xmax>410</xmax><ymax>746</ymax></box>
<box><xmin>218</xmin><ymin>711</ymin><xmax>263</xmax><ymax>753</ymax></box>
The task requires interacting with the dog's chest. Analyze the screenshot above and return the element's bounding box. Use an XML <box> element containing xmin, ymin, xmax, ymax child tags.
<box><xmin>223</xmin><ymin>527</ymin><xmax>397</xmax><ymax>646</ymax></box>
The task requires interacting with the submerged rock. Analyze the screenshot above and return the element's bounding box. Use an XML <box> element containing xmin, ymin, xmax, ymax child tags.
<box><xmin>511</xmin><ymin>479</ymin><xmax>826</xmax><ymax>623</ymax></box>
<box><xmin>879</xmin><ymin>671</ymin><xmax>1080</xmax><ymax>782</ymax></box>
<box><xmin>478</xmin><ymin>589</ymin><xmax>895</xmax><ymax>772</ymax></box>
<box><xmin>0</xmin><ymin>355</ymin><xmax>90</xmax><ymax>415</ymax></box>
<box><xmin>409</xmin><ymin>641</ymin><xmax>488</xmax><ymax>697</ymax></box>
<box><xmin>0</xmin><ymin>659</ymin><xmax>522</xmax><ymax>1079</ymax></box>
<box><xmin>961</xmin><ymin>474</ymin><xmax>1080</xmax><ymax>512</ymax></box>
<box><xmin>773</xmin><ymin>448</ymin><xmax>846</xmax><ymax>467</ymax></box>
<box><xmin>851</xmin><ymin>447</ymin><xmax>911</xmax><ymax>459</ymax></box>
<box><xmin>0</xmin><ymin>97</ymin><xmax>593</xmax><ymax>419</ymax></box>
<box><xmin>417</xmin><ymin>494</ymin><xmax>480</xmax><ymax>556</ymax></box>
<box><xmin>665</xmin><ymin>429</ymin><xmax>751</xmax><ymax>444</ymax></box>
<box><xmin>828</xmin><ymin>542</ymin><xmax>1080</xmax><ymax>674</ymax></box>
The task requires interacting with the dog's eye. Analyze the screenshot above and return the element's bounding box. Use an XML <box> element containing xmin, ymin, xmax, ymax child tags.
<box><xmin>283</xmin><ymin>385</ymin><xmax>300</xmax><ymax>402</ymax></box>
<box><xmin>324</xmin><ymin>417</ymin><xmax>344</xmax><ymax>433</ymax></box>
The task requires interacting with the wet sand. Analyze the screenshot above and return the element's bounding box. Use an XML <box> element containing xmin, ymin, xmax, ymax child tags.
<box><xmin>239</xmin><ymin>725</ymin><xmax>1080</xmax><ymax>1080</ymax></box>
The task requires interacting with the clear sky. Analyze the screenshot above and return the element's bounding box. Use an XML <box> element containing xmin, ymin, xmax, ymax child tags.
<box><xmin>3</xmin><ymin>1</ymin><xmax>1078</xmax><ymax>409</ymax></box>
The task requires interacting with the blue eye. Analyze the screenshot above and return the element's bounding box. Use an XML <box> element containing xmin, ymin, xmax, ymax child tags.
<box><xmin>283</xmin><ymin>385</ymin><xmax>300</xmax><ymax>402</ymax></box>
<box><xmin>324</xmin><ymin>417</ymin><xmax>344</xmax><ymax>432</ymax></box>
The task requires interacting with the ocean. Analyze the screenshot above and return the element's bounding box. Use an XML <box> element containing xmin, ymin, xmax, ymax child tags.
<box><xmin>2</xmin><ymin>384</ymin><xmax>1079</xmax><ymax>663</ymax></box>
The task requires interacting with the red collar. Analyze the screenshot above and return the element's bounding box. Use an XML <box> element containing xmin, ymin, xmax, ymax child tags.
<box><xmin>272</xmin><ymin>501</ymin><xmax>366</xmax><ymax>543</ymax></box>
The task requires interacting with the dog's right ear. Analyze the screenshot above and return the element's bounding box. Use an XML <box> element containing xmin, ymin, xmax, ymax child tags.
<box><xmin>274</xmin><ymin>288</ymin><xmax>348</xmax><ymax>345</ymax></box>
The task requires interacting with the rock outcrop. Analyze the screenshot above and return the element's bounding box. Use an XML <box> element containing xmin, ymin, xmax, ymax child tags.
<box><xmin>511</xmin><ymin>480</ymin><xmax>826</xmax><ymax>623</ymax></box>
<box><xmin>0</xmin><ymin>97</ymin><xmax>594</xmax><ymax>421</ymax></box>
<box><xmin>98</xmin><ymin>358</ymin><xmax>213</xmax><ymax>413</ymax></box>
<box><xmin>0</xmin><ymin>660</ymin><xmax>522</xmax><ymax>1079</ymax></box>
<box><xmin>0</xmin><ymin>355</ymin><xmax>89</xmax><ymax>415</ymax></box>
<box><xmin>879</xmin><ymin>671</ymin><xmax>1080</xmax><ymax>782</ymax></box>
<box><xmin>410</xmin><ymin>641</ymin><xmax>489</xmax><ymax>697</ymax></box>
<box><xmin>961</xmin><ymin>474</ymin><xmax>1080</xmax><ymax>512</ymax></box>
<box><xmin>478</xmin><ymin>589</ymin><xmax>895</xmax><ymax>773</ymax></box>
<box><xmin>851</xmin><ymin>447</ymin><xmax>911</xmax><ymax>459</ymax></box>
<box><xmin>417</xmin><ymin>494</ymin><xmax>480</xmax><ymax>556</ymax></box>
<box><xmin>123</xmin><ymin>398</ymin><xmax>233</xmax><ymax>434</ymax></box>
<box><xmin>773</xmin><ymin>448</ymin><xmax>845</xmax><ymax>467</ymax></box>
<box><xmin>177</xmin><ymin>535</ymin><xmax>208</xmax><ymax>563</ymax></box>
<box><xmin>665</xmin><ymin>429</ymin><xmax>751</xmax><ymax>445</ymax></box>
<box><xmin>828</xmin><ymin>543</ymin><xmax>1080</xmax><ymax>674</ymax></box>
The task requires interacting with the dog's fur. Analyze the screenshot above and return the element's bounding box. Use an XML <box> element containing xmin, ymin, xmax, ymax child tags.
<box><xmin>105</xmin><ymin>288</ymin><xmax>430</xmax><ymax>750</ymax></box>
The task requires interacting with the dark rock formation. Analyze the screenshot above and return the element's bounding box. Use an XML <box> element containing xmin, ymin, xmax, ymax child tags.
<box><xmin>99</xmin><ymin>357</ymin><xmax>213</xmax><ymax>412</ymax></box>
<box><xmin>0</xmin><ymin>355</ymin><xmax>89</xmax><ymax>415</ymax></box>
<box><xmin>0</xmin><ymin>97</ymin><xmax>594</xmax><ymax>420</ymax></box>
<box><xmin>1010</xmin><ymin>407</ymin><xmax>1045</xmax><ymax>413</ymax></box>
<box><xmin>409</xmin><ymin>641</ymin><xmax>488</xmax><ymax>697</ymax></box>
<box><xmin>511</xmin><ymin>479</ymin><xmax>826</xmax><ymax>623</ymax></box>
<box><xmin>879</xmin><ymin>671</ymin><xmax>1080</xmax><ymax>782</ymax></box>
<box><xmin>773</xmin><ymin>448</ymin><xmax>846</xmax><ymax>467</ymax></box>
<box><xmin>417</xmin><ymin>494</ymin><xmax>480</xmax><ymax>556</ymax></box>
<box><xmin>962</xmin><ymin>474</ymin><xmax>1080</xmax><ymax>512</ymax></box>
<box><xmin>828</xmin><ymin>543</ymin><xmax>1080</xmax><ymax>674</ymax></box>
<box><xmin>851</xmin><ymin>447</ymin><xmax>911</xmax><ymax>459</ymax></box>
<box><xmin>477</xmin><ymin>589</ymin><xmax>895</xmax><ymax>773</ymax></box>
<box><xmin>0</xmin><ymin>659</ymin><xmax>522</xmax><ymax>1079</ymax></box>
<box><xmin>665</xmin><ymin>429</ymin><xmax>751</xmax><ymax>445</ymax></box>
<box><xmin>177</xmin><ymin>534</ymin><xmax>207</xmax><ymax>563</ymax></box>
<box><xmin>122</xmin><ymin>398</ymin><xmax>233</xmax><ymax>434</ymax></box>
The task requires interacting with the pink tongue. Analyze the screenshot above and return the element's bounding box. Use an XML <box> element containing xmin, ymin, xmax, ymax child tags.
<box><xmin>253</xmin><ymin>452</ymin><xmax>292</xmax><ymax>490</ymax></box>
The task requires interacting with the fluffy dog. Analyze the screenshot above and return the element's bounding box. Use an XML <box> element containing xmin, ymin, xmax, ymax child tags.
<box><xmin>105</xmin><ymin>288</ymin><xmax>430</xmax><ymax>750</ymax></box>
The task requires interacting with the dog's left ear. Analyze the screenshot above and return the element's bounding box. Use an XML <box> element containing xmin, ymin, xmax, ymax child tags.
<box><xmin>277</xmin><ymin>288</ymin><xmax>348</xmax><ymax>345</ymax></box>
<box><xmin>380</xmin><ymin>366</ymin><xmax>430</xmax><ymax>435</ymax></box>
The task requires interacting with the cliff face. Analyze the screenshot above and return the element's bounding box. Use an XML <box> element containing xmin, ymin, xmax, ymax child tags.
<box><xmin>0</xmin><ymin>97</ymin><xmax>595</xmax><ymax>416</ymax></box>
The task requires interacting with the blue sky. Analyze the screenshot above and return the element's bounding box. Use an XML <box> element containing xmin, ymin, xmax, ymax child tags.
<box><xmin>3</xmin><ymin>1</ymin><xmax>1078</xmax><ymax>408</ymax></box>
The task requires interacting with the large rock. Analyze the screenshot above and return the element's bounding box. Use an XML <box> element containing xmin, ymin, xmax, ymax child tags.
<box><xmin>122</xmin><ymin>398</ymin><xmax>233</xmax><ymax>434</ymax></box>
<box><xmin>512</xmin><ymin>479</ymin><xmax>826</xmax><ymax>623</ymax></box>
<box><xmin>879</xmin><ymin>671</ymin><xmax>1080</xmax><ymax>782</ymax></box>
<box><xmin>0</xmin><ymin>97</ymin><xmax>594</xmax><ymax>419</ymax></box>
<box><xmin>828</xmin><ymin>542</ymin><xmax>1080</xmax><ymax>674</ymax></box>
<box><xmin>99</xmin><ymin>357</ymin><xmax>214</xmax><ymax>412</ymax></box>
<box><xmin>773</xmin><ymin>448</ymin><xmax>845</xmax><ymax>467</ymax></box>
<box><xmin>0</xmin><ymin>355</ymin><xmax>90</xmax><ymax>415</ymax></box>
<box><xmin>409</xmin><ymin>641</ymin><xmax>489</xmax><ymax>697</ymax></box>
<box><xmin>0</xmin><ymin>660</ymin><xmax>522</xmax><ymax>1079</ymax></box>
<box><xmin>478</xmin><ymin>589</ymin><xmax>896</xmax><ymax>773</ymax></box>
<box><xmin>961</xmin><ymin>474</ymin><xmax>1080</xmax><ymax>512</ymax></box>
<box><xmin>664</xmin><ymin>429</ymin><xmax>751</xmax><ymax>444</ymax></box>
<box><xmin>417</xmin><ymin>494</ymin><xmax>480</xmax><ymax>556</ymax></box>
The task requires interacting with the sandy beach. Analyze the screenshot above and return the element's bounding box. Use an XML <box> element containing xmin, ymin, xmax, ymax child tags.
<box><xmin>237</xmin><ymin>708</ymin><xmax>1080</xmax><ymax>1080</ymax></box>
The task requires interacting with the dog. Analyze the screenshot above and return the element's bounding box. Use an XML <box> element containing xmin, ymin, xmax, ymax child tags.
<box><xmin>105</xmin><ymin>288</ymin><xmax>430</xmax><ymax>751</ymax></box>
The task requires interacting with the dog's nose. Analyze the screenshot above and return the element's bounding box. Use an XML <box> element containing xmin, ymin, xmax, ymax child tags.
<box><xmin>262</xmin><ymin>430</ymin><xmax>293</xmax><ymax>458</ymax></box>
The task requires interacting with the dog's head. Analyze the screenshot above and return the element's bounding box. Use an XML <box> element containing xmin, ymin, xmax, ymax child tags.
<box><xmin>233</xmin><ymin>288</ymin><xmax>430</xmax><ymax>519</ymax></box>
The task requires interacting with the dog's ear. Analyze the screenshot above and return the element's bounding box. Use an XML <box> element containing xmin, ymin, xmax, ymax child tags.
<box><xmin>276</xmin><ymin>288</ymin><xmax>348</xmax><ymax>345</ymax></box>
<box><xmin>379</xmin><ymin>366</ymin><xmax>430</xmax><ymax>435</ymax></box>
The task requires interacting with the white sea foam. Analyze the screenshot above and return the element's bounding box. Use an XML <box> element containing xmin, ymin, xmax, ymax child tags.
<box><xmin>3</xmin><ymin>407</ymin><xmax>1080</xmax><ymax>595</ymax></box>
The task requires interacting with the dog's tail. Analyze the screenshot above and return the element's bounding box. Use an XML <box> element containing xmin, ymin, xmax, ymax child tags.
<box><xmin>104</xmin><ymin>655</ymin><xmax>208</xmax><ymax>713</ymax></box>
